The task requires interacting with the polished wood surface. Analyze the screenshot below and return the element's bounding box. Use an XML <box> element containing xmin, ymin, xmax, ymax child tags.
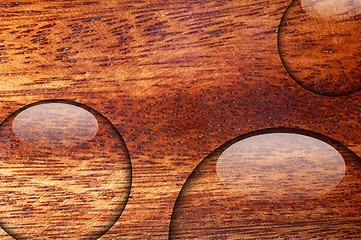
<box><xmin>0</xmin><ymin>0</ymin><xmax>360</xmax><ymax>239</ymax></box>
<box><xmin>170</xmin><ymin>129</ymin><xmax>361</xmax><ymax>239</ymax></box>
<box><xmin>278</xmin><ymin>0</ymin><xmax>361</xmax><ymax>96</ymax></box>
<box><xmin>0</xmin><ymin>101</ymin><xmax>131</xmax><ymax>239</ymax></box>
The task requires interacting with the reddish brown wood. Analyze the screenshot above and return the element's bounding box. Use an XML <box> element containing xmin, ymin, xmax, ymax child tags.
<box><xmin>0</xmin><ymin>100</ymin><xmax>131</xmax><ymax>239</ymax></box>
<box><xmin>278</xmin><ymin>0</ymin><xmax>361</xmax><ymax>96</ymax></box>
<box><xmin>0</xmin><ymin>0</ymin><xmax>360</xmax><ymax>239</ymax></box>
<box><xmin>170</xmin><ymin>129</ymin><xmax>361</xmax><ymax>239</ymax></box>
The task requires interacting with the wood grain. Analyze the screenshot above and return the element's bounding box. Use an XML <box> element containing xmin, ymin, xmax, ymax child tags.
<box><xmin>0</xmin><ymin>0</ymin><xmax>360</xmax><ymax>239</ymax></box>
<box><xmin>0</xmin><ymin>100</ymin><xmax>131</xmax><ymax>239</ymax></box>
<box><xmin>278</xmin><ymin>0</ymin><xmax>361</xmax><ymax>96</ymax></box>
<box><xmin>170</xmin><ymin>129</ymin><xmax>361</xmax><ymax>239</ymax></box>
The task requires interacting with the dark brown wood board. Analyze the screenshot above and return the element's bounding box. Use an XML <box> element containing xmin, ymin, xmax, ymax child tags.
<box><xmin>0</xmin><ymin>0</ymin><xmax>360</xmax><ymax>239</ymax></box>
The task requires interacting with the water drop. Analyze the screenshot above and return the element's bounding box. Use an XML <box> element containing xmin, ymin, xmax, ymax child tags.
<box><xmin>12</xmin><ymin>102</ymin><xmax>98</xmax><ymax>147</ymax></box>
<box><xmin>0</xmin><ymin>100</ymin><xmax>131</xmax><ymax>239</ymax></box>
<box><xmin>216</xmin><ymin>133</ymin><xmax>345</xmax><ymax>199</ymax></box>
<box><xmin>278</xmin><ymin>0</ymin><xmax>361</xmax><ymax>96</ymax></box>
<box><xmin>170</xmin><ymin>129</ymin><xmax>361</xmax><ymax>239</ymax></box>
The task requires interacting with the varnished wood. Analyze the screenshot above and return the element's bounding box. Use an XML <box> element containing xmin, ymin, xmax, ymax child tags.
<box><xmin>0</xmin><ymin>0</ymin><xmax>360</xmax><ymax>239</ymax></box>
<box><xmin>170</xmin><ymin>129</ymin><xmax>361</xmax><ymax>239</ymax></box>
<box><xmin>278</xmin><ymin>0</ymin><xmax>361</xmax><ymax>96</ymax></box>
<box><xmin>0</xmin><ymin>100</ymin><xmax>131</xmax><ymax>239</ymax></box>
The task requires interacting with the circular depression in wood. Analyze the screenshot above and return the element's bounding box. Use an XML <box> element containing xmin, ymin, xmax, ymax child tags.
<box><xmin>170</xmin><ymin>129</ymin><xmax>361</xmax><ymax>239</ymax></box>
<box><xmin>0</xmin><ymin>100</ymin><xmax>131</xmax><ymax>239</ymax></box>
<box><xmin>278</xmin><ymin>0</ymin><xmax>361</xmax><ymax>96</ymax></box>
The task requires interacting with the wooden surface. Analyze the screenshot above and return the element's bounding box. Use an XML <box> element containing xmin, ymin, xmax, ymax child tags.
<box><xmin>0</xmin><ymin>0</ymin><xmax>360</xmax><ymax>239</ymax></box>
<box><xmin>278</xmin><ymin>0</ymin><xmax>361</xmax><ymax>96</ymax></box>
<box><xmin>0</xmin><ymin>101</ymin><xmax>131</xmax><ymax>239</ymax></box>
<box><xmin>170</xmin><ymin>129</ymin><xmax>361</xmax><ymax>239</ymax></box>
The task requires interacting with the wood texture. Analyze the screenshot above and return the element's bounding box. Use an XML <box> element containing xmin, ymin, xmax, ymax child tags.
<box><xmin>0</xmin><ymin>101</ymin><xmax>131</xmax><ymax>239</ymax></box>
<box><xmin>170</xmin><ymin>129</ymin><xmax>361</xmax><ymax>239</ymax></box>
<box><xmin>0</xmin><ymin>0</ymin><xmax>360</xmax><ymax>239</ymax></box>
<box><xmin>278</xmin><ymin>0</ymin><xmax>361</xmax><ymax>96</ymax></box>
